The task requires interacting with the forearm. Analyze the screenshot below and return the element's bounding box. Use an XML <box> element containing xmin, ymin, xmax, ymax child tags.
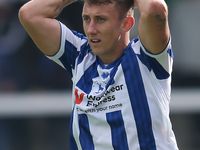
<box><xmin>18</xmin><ymin>0</ymin><xmax>77</xmax><ymax>56</ymax></box>
<box><xmin>19</xmin><ymin>0</ymin><xmax>75</xmax><ymax>20</ymax></box>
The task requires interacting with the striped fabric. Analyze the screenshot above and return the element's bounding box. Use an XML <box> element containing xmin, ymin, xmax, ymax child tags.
<box><xmin>47</xmin><ymin>22</ymin><xmax>179</xmax><ymax>150</ymax></box>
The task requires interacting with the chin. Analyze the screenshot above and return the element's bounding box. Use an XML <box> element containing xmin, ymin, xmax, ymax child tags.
<box><xmin>92</xmin><ymin>51</ymin><xmax>103</xmax><ymax>56</ymax></box>
<box><xmin>91</xmin><ymin>48</ymin><xmax>104</xmax><ymax>56</ymax></box>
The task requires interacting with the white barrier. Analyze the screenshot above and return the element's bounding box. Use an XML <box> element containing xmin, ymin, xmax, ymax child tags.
<box><xmin>170</xmin><ymin>88</ymin><xmax>200</xmax><ymax>113</ymax></box>
<box><xmin>0</xmin><ymin>88</ymin><xmax>199</xmax><ymax>118</ymax></box>
<box><xmin>0</xmin><ymin>91</ymin><xmax>72</xmax><ymax>118</ymax></box>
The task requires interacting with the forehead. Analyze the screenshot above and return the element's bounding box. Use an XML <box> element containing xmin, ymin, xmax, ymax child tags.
<box><xmin>82</xmin><ymin>2</ymin><xmax>119</xmax><ymax>18</ymax></box>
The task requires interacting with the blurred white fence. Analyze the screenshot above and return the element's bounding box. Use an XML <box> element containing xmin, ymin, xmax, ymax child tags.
<box><xmin>0</xmin><ymin>91</ymin><xmax>72</xmax><ymax>118</ymax></box>
<box><xmin>170</xmin><ymin>88</ymin><xmax>200</xmax><ymax>113</ymax></box>
<box><xmin>0</xmin><ymin>89</ymin><xmax>199</xmax><ymax>118</ymax></box>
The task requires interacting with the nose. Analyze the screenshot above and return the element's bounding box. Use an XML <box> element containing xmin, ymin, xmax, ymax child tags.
<box><xmin>87</xmin><ymin>20</ymin><xmax>97</xmax><ymax>34</ymax></box>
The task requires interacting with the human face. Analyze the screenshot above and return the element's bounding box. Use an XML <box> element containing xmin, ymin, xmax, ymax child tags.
<box><xmin>82</xmin><ymin>2</ymin><xmax>126</xmax><ymax>64</ymax></box>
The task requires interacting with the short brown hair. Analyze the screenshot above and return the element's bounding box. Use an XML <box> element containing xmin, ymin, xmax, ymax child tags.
<box><xmin>83</xmin><ymin>0</ymin><xmax>134</xmax><ymax>19</ymax></box>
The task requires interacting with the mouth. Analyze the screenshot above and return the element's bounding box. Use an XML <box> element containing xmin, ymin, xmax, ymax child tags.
<box><xmin>91</xmin><ymin>39</ymin><xmax>101</xmax><ymax>44</ymax></box>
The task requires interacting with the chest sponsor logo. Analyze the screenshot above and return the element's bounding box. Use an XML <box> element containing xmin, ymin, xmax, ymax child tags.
<box><xmin>75</xmin><ymin>89</ymin><xmax>84</xmax><ymax>104</ymax></box>
<box><xmin>75</xmin><ymin>84</ymin><xmax>123</xmax><ymax>107</ymax></box>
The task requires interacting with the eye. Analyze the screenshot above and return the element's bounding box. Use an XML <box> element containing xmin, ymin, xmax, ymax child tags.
<box><xmin>97</xmin><ymin>17</ymin><xmax>105</xmax><ymax>22</ymax></box>
<box><xmin>83</xmin><ymin>16</ymin><xmax>90</xmax><ymax>22</ymax></box>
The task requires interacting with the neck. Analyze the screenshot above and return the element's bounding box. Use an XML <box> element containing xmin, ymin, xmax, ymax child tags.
<box><xmin>100</xmin><ymin>33</ymin><xmax>130</xmax><ymax>64</ymax></box>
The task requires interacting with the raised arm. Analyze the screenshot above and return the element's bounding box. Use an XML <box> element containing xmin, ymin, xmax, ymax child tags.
<box><xmin>18</xmin><ymin>0</ymin><xmax>75</xmax><ymax>56</ymax></box>
<box><xmin>135</xmin><ymin>0</ymin><xmax>170</xmax><ymax>54</ymax></box>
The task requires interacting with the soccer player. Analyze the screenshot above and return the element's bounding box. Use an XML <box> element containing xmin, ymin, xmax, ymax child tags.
<box><xmin>19</xmin><ymin>0</ymin><xmax>179</xmax><ymax>149</ymax></box>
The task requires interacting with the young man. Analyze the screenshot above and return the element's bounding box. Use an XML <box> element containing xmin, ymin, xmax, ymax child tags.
<box><xmin>19</xmin><ymin>0</ymin><xmax>179</xmax><ymax>149</ymax></box>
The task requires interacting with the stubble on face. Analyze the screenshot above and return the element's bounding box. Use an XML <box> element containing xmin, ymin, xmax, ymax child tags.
<box><xmin>82</xmin><ymin>2</ymin><xmax>126</xmax><ymax>64</ymax></box>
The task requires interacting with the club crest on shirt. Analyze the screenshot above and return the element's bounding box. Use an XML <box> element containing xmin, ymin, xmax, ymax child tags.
<box><xmin>90</xmin><ymin>65</ymin><xmax>113</xmax><ymax>95</ymax></box>
<box><xmin>92</xmin><ymin>80</ymin><xmax>107</xmax><ymax>95</ymax></box>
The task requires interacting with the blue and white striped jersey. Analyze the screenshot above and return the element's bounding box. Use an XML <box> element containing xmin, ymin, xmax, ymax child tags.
<box><xmin>47</xmin><ymin>22</ymin><xmax>179</xmax><ymax>150</ymax></box>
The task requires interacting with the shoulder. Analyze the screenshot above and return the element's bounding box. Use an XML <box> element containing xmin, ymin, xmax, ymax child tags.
<box><xmin>130</xmin><ymin>37</ymin><xmax>173</xmax><ymax>59</ymax></box>
<box><xmin>60</xmin><ymin>22</ymin><xmax>87</xmax><ymax>41</ymax></box>
<box><xmin>128</xmin><ymin>37</ymin><xmax>173</xmax><ymax>78</ymax></box>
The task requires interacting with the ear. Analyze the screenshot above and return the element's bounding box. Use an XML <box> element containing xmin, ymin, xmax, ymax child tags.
<box><xmin>134</xmin><ymin>0</ymin><xmax>138</xmax><ymax>8</ymax></box>
<box><xmin>121</xmin><ymin>16</ymin><xmax>135</xmax><ymax>34</ymax></box>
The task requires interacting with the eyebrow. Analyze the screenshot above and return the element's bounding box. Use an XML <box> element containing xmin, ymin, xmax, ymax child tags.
<box><xmin>82</xmin><ymin>14</ymin><xmax>89</xmax><ymax>18</ymax></box>
<box><xmin>82</xmin><ymin>14</ymin><xmax>108</xmax><ymax>19</ymax></box>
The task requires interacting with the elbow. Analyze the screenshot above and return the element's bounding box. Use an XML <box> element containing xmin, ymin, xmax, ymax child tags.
<box><xmin>140</xmin><ymin>0</ymin><xmax>168</xmax><ymax>20</ymax></box>
<box><xmin>149</xmin><ymin>1</ymin><xmax>168</xmax><ymax>20</ymax></box>
<box><xmin>18</xmin><ymin>4</ymin><xmax>31</xmax><ymax>25</ymax></box>
<box><xmin>18</xmin><ymin>2</ymin><xmax>38</xmax><ymax>27</ymax></box>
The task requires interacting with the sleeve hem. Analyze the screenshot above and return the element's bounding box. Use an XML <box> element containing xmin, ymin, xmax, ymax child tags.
<box><xmin>139</xmin><ymin>37</ymin><xmax>171</xmax><ymax>58</ymax></box>
<box><xmin>46</xmin><ymin>21</ymin><xmax>65</xmax><ymax>60</ymax></box>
